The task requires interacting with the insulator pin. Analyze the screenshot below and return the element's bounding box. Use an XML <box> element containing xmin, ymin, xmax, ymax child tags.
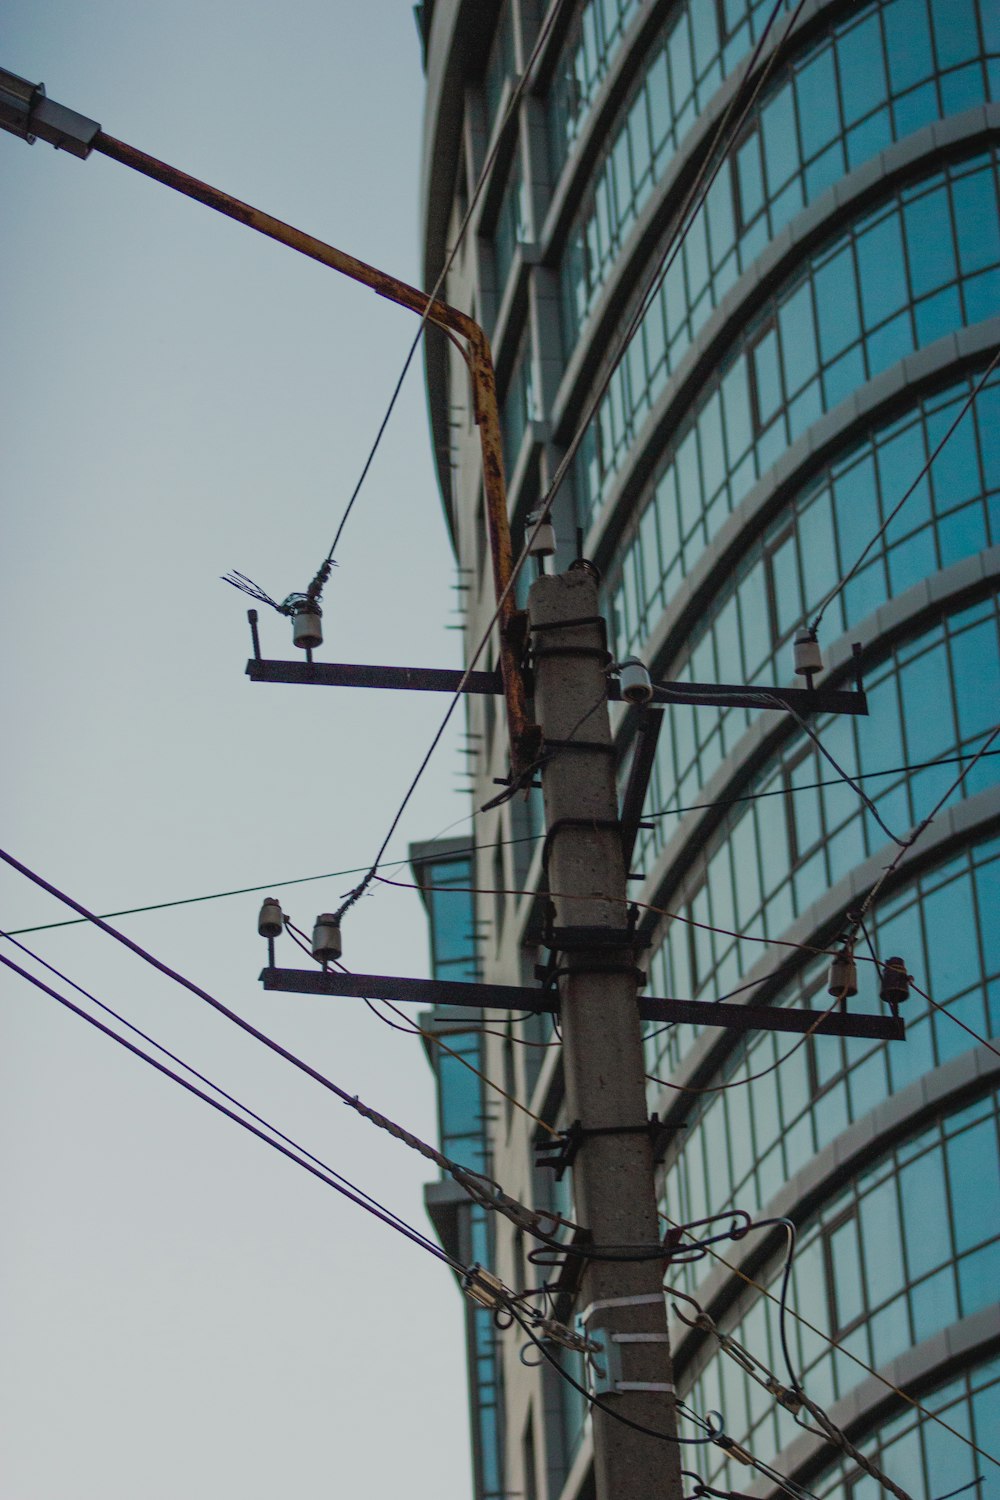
<box><xmin>827</xmin><ymin>947</ymin><xmax>858</xmax><ymax>999</ymax></box>
<box><xmin>794</xmin><ymin>627</ymin><xmax>823</xmax><ymax>678</ymax></box>
<box><xmin>257</xmin><ymin>897</ymin><xmax>283</xmax><ymax>938</ymax></box>
<box><xmin>312</xmin><ymin>914</ymin><xmax>342</xmax><ymax>964</ymax></box>
<box><xmin>879</xmin><ymin>955</ymin><xmax>910</xmax><ymax>1008</ymax></box>
<box><xmin>526</xmin><ymin>510</ymin><xmax>556</xmax><ymax>558</ymax></box>
<box><xmin>619</xmin><ymin>656</ymin><xmax>654</xmax><ymax>705</ymax></box>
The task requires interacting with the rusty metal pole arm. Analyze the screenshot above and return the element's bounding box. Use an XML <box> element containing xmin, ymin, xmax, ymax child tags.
<box><xmin>88</xmin><ymin>132</ymin><xmax>539</xmax><ymax>775</ymax></box>
<box><xmin>0</xmin><ymin>66</ymin><xmax>536</xmax><ymax>774</ymax></box>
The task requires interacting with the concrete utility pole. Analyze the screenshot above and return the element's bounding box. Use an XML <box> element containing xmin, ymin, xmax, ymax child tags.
<box><xmin>529</xmin><ymin>566</ymin><xmax>684</xmax><ymax>1500</ymax></box>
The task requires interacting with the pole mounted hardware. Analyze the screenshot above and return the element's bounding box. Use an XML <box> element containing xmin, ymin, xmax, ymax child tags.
<box><xmin>258</xmin><ymin>965</ymin><xmax>905</xmax><ymax>1041</ymax></box>
<box><xmin>0</xmin><ymin>66</ymin><xmax>540</xmax><ymax>777</ymax></box>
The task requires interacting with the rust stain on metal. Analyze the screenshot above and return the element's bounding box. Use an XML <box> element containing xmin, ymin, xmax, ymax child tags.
<box><xmin>94</xmin><ymin>130</ymin><xmax>540</xmax><ymax>772</ymax></box>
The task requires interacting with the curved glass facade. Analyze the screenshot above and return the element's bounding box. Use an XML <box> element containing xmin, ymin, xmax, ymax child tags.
<box><xmin>607</xmin><ymin>365</ymin><xmax>1000</xmax><ymax>665</ymax></box>
<box><xmin>560</xmin><ymin>0</ymin><xmax>1000</xmax><ymax>346</ymax></box>
<box><xmin>681</xmin><ymin>1085</ymin><xmax>1000</xmax><ymax>1491</ymax></box>
<box><xmin>651</xmin><ymin>834</ymin><xmax>1000</xmax><ymax>1226</ymax></box>
<box><xmin>577</xmin><ymin>145</ymin><xmax>1000</xmax><ymax>522</ymax></box>
<box><xmin>418</xmin><ymin>2</ymin><xmax>1000</xmax><ymax>1496</ymax></box>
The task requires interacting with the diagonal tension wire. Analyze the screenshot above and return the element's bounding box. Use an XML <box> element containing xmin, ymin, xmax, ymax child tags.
<box><xmin>529</xmin><ymin>0</ymin><xmax>806</xmax><ymax>541</ymax></box>
<box><xmin>329</xmin><ymin>0</ymin><xmax>805</xmax><ymax>927</ymax></box>
<box><xmin>9</xmin><ymin>739</ymin><xmax>996</xmax><ymax>938</ymax></box>
<box><xmin>226</xmin><ymin>0</ymin><xmax>572</xmax><ymax>617</ymax></box>
<box><xmin>810</xmin><ymin>348</ymin><xmax>1000</xmax><ymax>634</ymax></box>
<box><xmin>0</xmin><ymin>949</ymin><xmax>461</xmax><ymax>1270</ymax></box>
<box><xmin>0</xmin><ymin>844</ymin><xmax>535</xmax><ymax>1216</ymax></box>
<box><xmin>847</xmin><ymin>721</ymin><xmax>1000</xmax><ymax>936</ymax></box>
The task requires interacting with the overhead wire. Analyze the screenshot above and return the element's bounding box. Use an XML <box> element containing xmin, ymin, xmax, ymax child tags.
<box><xmin>323</xmin><ymin>0</ymin><xmax>810</xmax><ymax>936</ymax></box>
<box><xmin>645</xmin><ymin>990</ymin><xmax>849</xmax><ymax>1097</ymax></box>
<box><xmin>660</xmin><ymin>1212</ymin><xmax>1000</xmax><ymax>1473</ymax></box>
<box><xmin>0</xmin><ymin>948</ymin><xmax>461</xmax><ymax>1271</ymax></box>
<box><xmin>810</xmin><ymin>349</ymin><xmax>1000</xmax><ymax>635</ymax></box>
<box><xmin>334</xmin><ymin>962</ymin><xmax>562</xmax><ymax>1138</ymax></box>
<box><xmin>223</xmin><ymin>0</ymin><xmax>573</xmax><ymax>619</ymax></box>
<box><xmin>530</xmin><ymin>0</ymin><xmax>807</xmax><ymax>537</ymax></box>
<box><xmin>0</xmin><ymin>845</ymin><xmax>558</xmax><ymax>1210</ymax></box>
<box><xmin>7</xmin><ymin>738</ymin><xmax>996</xmax><ymax>940</ymax></box>
<box><xmin>847</xmin><ymin>722</ymin><xmax>1000</xmax><ymax>937</ymax></box>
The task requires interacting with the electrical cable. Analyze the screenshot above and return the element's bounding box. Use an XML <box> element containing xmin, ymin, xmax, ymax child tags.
<box><xmin>645</xmin><ymin>987</ymin><xmax>850</xmax><ymax>1096</ymax></box>
<box><xmin>0</xmin><ymin>949</ymin><xmax>461</xmax><ymax>1271</ymax></box>
<box><xmin>527</xmin><ymin>0</ymin><xmax>807</xmax><ymax>542</ymax></box>
<box><xmin>848</xmin><ymin>722</ymin><xmax>1000</xmax><ymax>937</ymax></box>
<box><xmin>342</xmin><ymin>970</ymin><xmax>562</xmax><ymax>1139</ymax></box>
<box><xmin>0</xmin><ymin>845</ymin><xmax>548</xmax><ymax>1207</ymax></box>
<box><xmin>659</xmin><ymin>1213</ymin><xmax>1000</xmax><ymax>1472</ymax></box>
<box><xmin>810</xmin><ymin>349</ymin><xmax>1000</xmax><ymax>635</ymax></box>
<box><xmin>756</xmin><ymin>691</ymin><xmax>908</xmax><ymax>847</ymax></box>
<box><xmin>9</xmin><ymin>737</ymin><xmax>996</xmax><ymax>940</ymax></box>
<box><xmin>320</xmin><ymin>0</ymin><xmax>812</xmax><ymax>937</ymax></box>
<box><xmin>506</xmin><ymin>1302</ymin><xmax>716</xmax><ymax>1448</ymax></box>
<box><xmin>907</xmin><ymin>977</ymin><xmax>1000</xmax><ymax>1062</ymax></box>
<box><xmin>223</xmin><ymin>0</ymin><xmax>573</xmax><ymax>619</ymax></box>
<box><xmin>1</xmin><ymin>930</ymin><xmax>459</xmax><ymax>1264</ymax></box>
<box><xmin>647</xmin><ymin>740</ymin><xmax>1000</xmax><ymax>821</ymax></box>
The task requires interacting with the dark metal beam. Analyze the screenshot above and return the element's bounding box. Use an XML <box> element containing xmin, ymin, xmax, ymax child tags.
<box><xmin>620</xmin><ymin>706</ymin><xmax>663</xmax><ymax>869</ymax></box>
<box><xmin>260</xmin><ymin>967</ymin><xmax>904</xmax><ymax>1041</ymax></box>
<box><xmin>245</xmin><ymin>659</ymin><xmax>867</xmax><ymax>716</ymax></box>
<box><xmin>640</xmin><ymin>681</ymin><xmax>868</xmax><ymax>716</ymax></box>
<box><xmin>246</xmin><ymin>659</ymin><xmax>502</xmax><ymax>695</ymax></box>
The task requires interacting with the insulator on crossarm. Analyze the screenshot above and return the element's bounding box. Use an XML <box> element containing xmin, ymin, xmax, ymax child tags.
<box><xmin>794</xmin><ymin>626</ymin><xmax>823</xmax><ymax>679</ymax></box>
<box><xmin>879</xmin><ymin>955</ymin><xmax>910</xmax><ymax>1012</ymax></box>
<box><xmin>827</xmin><ymin>946</ymin><xmax>858</xmax><ymax>1000</ymax></box>
<box><xmin>618</xmin><ymin>656</ymin><xmax>654</xmax><ymax>705</ymax></box>
<box><xmin>312</xmin><ymin>914</ymin><xmax>342</xmax><ymax>964</ymax></box>
<box><xmin>526</xmin><ymin>510</ymin><xmax>556</xmax><ymax>557</ymax></box>
<box><xmin>286</xmin><ymin>593</ymin><xmax>323</xmax><ymax>650</ymax></box>
<box><xmin>258</xmin><ymin>897</ymin><xmax>283</xmax><ymax>938</ymax></box>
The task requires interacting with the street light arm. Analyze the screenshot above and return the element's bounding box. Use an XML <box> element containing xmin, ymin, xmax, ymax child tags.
<box><xmin>0</xmin><ymin>68</ymin><xmax>101</xmax><ymax>157</ymax></box>
<box><xmin>1</xmin><ymin>69</ymin><xmax>539</xmax><ymax>773</ymax></box>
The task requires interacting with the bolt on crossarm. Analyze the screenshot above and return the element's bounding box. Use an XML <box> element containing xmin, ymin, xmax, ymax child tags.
<box><xmin>0</xmin><ymin>66</ymin><xmax>540</xmax><ymax>777</ymax></box>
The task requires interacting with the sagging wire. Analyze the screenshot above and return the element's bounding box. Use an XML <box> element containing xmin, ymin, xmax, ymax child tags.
<box><xmin>318</xmin><ymin>0</ymin><xmax>810</xmax><ymax>943</ymax></box>
<box><xmin>333</xmin><ymin>963</ymin><xmax>563</xmax><ymax>1141</ymax></box>
<box><xmin>758</xmin><ymin>691</ymin><xmax>908</xmax><ymax>848</ymax></box>
<box><xmin>506</xmin><ymin>1302</ymin><xmax>717</xmax><ymax>1448</ymax></box>
<box><xmin>660</xmin><ymin>1215</ymin><xmax>1000</xmax><ymax>1476</ymax></box>
<box><xmin>809</xmin><ymin>350</ymin><xmax>1000</xmax><ymax>636</ymax></box>
<box><xmin>845</xmin><ymin>722</ymin><xmax>1000</xmax><ymax>945</ymax></box>
<box><xmin>646</xmin><ymin>988</ymin><xmax>848</xmax><ymax>1097</ymax></box>
<box><xmin>222</xmin><ymin>0</ymin><xmax>573</xmax><ymax>622</ymax></box>
<box><xmin>670</xmin><ymin>1236</ymin><xmax>915</xmax><ymax>1499</ymax></box>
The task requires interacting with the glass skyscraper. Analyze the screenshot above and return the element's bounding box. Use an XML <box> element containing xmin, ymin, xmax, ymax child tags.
<box><xmin>413</xmin><ymin>3</ymin><xmax>1000</xmax><ymax>1496</ymax></box>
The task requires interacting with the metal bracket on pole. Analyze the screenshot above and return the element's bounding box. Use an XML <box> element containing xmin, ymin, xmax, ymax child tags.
<box><xmin>258</xmin><ymin>965</ymin><xmax>905</xmax><ymax>1040</ymax></box>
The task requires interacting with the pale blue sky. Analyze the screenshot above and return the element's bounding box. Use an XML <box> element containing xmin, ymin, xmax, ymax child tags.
<box><xmin>1</xmin><ymin>4</ymin><xmax>477</xmax><ymax>1495</ymax></box>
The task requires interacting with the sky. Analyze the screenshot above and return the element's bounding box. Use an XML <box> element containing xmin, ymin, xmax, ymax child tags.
<box><xmin>0</xmin><ymin>4</ymin><xmax>479</xmax><ymax>1496</ymax></box>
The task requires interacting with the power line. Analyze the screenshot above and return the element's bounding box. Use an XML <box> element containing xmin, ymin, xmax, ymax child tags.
<box><xmin>648</xmin><ymin>741</ymin><xmax>1000</xmax><ymax>821</ymax></box>
<box><xmin>9</xmin><ymin>739</ymin><xmax>996</xmax><ymax>939</ymax></box>
<box><xmin>324</xmin><ymin>0</ymin><xmax>811</xmax><ymax>937</ymax></box>
<box><xmin>660</xmin><ymin>1221</ymin><xmax>1000</xmax><ymax>1472</ymax></box>
<box><xmin>848</xmin><ymin>722</ymin><xmax>1000</xmax><ymax>936</ymax></box>
<box><xmin>530</xmin><ymin>0</ymin><xmax>806</xmax><ymax>539</ymax></box>
<box><xmin>810</xmin><ymin>349</ymin><xmax>1000</xmax><ymax>635</ymax></box>
<box><xmin>0</xmin><ymin>948</ymin><xmax>461</xmax><ymax>1271</ymax></box>
<box><xmin>0</xmin><ymin>845</ymin><xmax>555</xmax><ymax>1205</ymax></box>
<box><xmin>224</xmin><ymin>0</ymin><xmax>573</xmax><ymax>619</ymax></box>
